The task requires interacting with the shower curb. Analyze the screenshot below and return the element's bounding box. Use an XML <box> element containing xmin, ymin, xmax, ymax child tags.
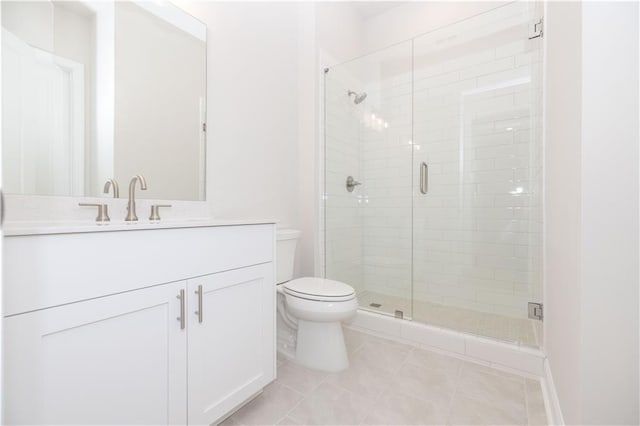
<box><xmin>344</xmin><ymin>309</ymin><xmax>546</xmax><ymax>378</ymax></box>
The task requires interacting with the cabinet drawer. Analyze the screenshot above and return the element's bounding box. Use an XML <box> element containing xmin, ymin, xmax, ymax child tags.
<box><xmin>4</xmin><ymin>224</ymin><xmax>274</xmax><ymax>316</ymax></box>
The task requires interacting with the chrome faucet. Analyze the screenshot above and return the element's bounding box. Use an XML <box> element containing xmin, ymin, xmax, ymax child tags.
<box><xmin>103</xmin><ymin>179</ymin><xmax>119</xmax><ymax>198</ymax></box>
<box><xmin>125</xmin><ymin>175</ymin><xmax>148</xmax><ymax>222</ymax></box>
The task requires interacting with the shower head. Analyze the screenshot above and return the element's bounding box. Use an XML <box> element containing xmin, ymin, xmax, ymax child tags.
<box><xmin>347</xmin><ymin>90</ymin><xmax>367</xmax><ymax>105</ymax></box>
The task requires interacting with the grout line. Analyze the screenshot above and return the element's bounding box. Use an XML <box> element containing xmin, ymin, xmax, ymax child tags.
<box><xmin>445</xmin><ymin>359</ymin><xmax>465</xmax><ymax>423</ymax></box>
<box><xmin>272</xmin><ymin>380</ymin><xmax>309</xmax><ymax>425</ymax></box>
<box><xmin>355</xmin><ymin>329</ymin><xmax>469</xmax><ymax>423</ymax></box>
<box><xmin>274</xmin><ymin>336</ymin><xmax>371</xmax><ymax>426</ymax></box>
<box><xmin>524</xmin><ymin>378</ymin><xmax>532</xmax><ymax>426</ymax></box>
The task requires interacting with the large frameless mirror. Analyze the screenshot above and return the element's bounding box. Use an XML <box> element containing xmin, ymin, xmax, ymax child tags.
<box><xmin>1</xmin><ymin>0</ymin><xmax>207</xmax><ymax>201</ymax></box>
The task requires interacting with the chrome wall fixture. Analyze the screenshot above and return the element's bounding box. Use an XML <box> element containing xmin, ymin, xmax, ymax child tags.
<box><xmin>346</xmin><ymin>176</ymin><xmax>362</xmax><ymax>192</ymax></box>
<box><xmin>347</xmin><ymin>90</ymin><xmax>367</xmax><ymax>105</ymax></box>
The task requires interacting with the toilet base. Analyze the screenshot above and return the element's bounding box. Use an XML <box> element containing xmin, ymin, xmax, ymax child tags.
<box><xmin>294</xmin><ymin>320</ymin><xmax>349</xmax><ymax>372</ymax></box>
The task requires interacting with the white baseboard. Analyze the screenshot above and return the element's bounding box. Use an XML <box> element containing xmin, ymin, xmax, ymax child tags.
<box><xmin>345</xmin><ymin>309</ymin><xmax>547</xmax><ymax>377</ymax></box>
<box><xmin>541</xmin><ymin>358</ymin><xmax>565</xmax><ymax>425</ymax></box>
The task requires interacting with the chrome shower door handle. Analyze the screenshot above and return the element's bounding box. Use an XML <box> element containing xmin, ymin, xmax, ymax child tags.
<box><xmin>195</xmin><ymin>285</ymin><xmax>203</xmax><ymax>323</ymax></box>
<box><xmin>420</xmin><ymin>162</ymin><xmax>428</xmax><ymax>194</ymax></box>
<box><xmin>176</xmin><ymin>289</ymin><xmax>185</xmax><ymax>330</ymax></box>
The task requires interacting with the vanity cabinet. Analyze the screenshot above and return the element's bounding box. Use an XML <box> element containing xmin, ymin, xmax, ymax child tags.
<box><xmin>4</xmin><ymin>281</ymin><xmax>188</xmax><ymax>425</ymax></box>
<box><xmin>187</xmin><ymin>263</ymin><xmax>274</xmax><ymax>424</ymax></box>
<box><xmin>2</xmin><ymin>223</ymin><xmax>276</xmax><ymax>426</ymax></box>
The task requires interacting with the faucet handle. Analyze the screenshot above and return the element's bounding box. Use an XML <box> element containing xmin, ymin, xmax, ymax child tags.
<box><xmin>79</xmin><ymin>203</ymin><xmax>110</xmax><ymax>224</ymax></box>
<box><xmin>149</xmin><ymin>204</ymin><xmax>172</xmax><ymax>221</ymax></box>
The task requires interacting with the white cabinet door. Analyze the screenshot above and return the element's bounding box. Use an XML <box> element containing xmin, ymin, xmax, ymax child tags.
<box><xmin>3</xmin><ymin>282</ymin><xmax>187</xmax><ymax>425</ymax></box>
<box><xmin>187</xmin><ymin>263</ymin><xmax>275</xmax><ymax>425</ymax></box>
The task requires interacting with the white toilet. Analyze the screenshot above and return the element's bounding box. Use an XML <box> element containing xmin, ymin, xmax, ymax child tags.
<box><xmin>276</xmin><ymin>229</ymin><xmax>358</xmax><ymax>372</ymax></box>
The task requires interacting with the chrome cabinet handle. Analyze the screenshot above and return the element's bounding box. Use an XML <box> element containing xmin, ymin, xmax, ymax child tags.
<box><xmin>420</xmin><ymin>162</ymin><xmax>428</xmax><ymax>195</ymax></box>
<box><xmin>176</xmin><ymin>289</ymin><xmax>185</xmax><ymax>330</ymax></box>
<box><xmin>195</xmin><ymin>285</ymin><xmax>203</xmax><ymax>323</ymax></box>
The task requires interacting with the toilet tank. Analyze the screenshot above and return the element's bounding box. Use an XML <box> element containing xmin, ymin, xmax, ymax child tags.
<box><xmin>276</xmin><ymin>229</ymin><xmax>301</xmax><ymax>284</ymax></box>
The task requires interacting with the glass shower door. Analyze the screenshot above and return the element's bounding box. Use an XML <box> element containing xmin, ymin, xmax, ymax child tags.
<box><xmin>411</xmin><ymin>2</ymin><xmax>543</xmax><ymax>346</ymax></box>
<box><xmin>324</xmin><ymin>41</ymin><xmax>414</xmax><ymax>318</ymax></box>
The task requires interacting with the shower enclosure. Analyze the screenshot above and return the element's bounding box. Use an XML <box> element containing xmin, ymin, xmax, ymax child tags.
<box><xmin>323</xmin><ymin>2</ymin><xmax>543</xmax><ymax>347</ymax></box>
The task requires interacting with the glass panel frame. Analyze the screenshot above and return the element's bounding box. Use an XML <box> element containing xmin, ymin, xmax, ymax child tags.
<box><xmin>411</xmin><ymin>2</ymin><xmax>543</xmax><ymax>346</ymax></box>
<box><xmin>322</xmin><ymin>1</ymin><xmax>544</xmax><ymax>348</ymax></box>
<box><xmin>324</xmin><ymin>41</ymin><xmax>414</xmax><ymax>319</ymax></box>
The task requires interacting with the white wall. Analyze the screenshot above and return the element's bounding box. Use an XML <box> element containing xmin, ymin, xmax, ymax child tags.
<box><xmin>314</xmin><ymin>2</ymin><xmax>363</xmax><ymax>67</ymax></box>
<box><xmin>544</xmin><ymin>3</ymin><xmax>583</xmax><ymax>422</ymax></box>
<box><xmin>296</xmin><ymin>2</ymin><xmax>317</xmax><ymax>278</ymax></box>
<box><xmin>580</xmin><ymin>2</ymin><xmax>639</xmax><ymax>423</ymax></box>
<box><xmin>176</xmin><ymin>1</ymin><xmax>301</xmax><ymax>232</ymax></box>
<box><xmin>545</xmin><ymin>2</ymin><xmax>640</xmax><ymax>424</ymax></box>
<box><xmin>299</xmin><ymin>2</ymin><xmax>365</xmax><ymax>277</ymax></box>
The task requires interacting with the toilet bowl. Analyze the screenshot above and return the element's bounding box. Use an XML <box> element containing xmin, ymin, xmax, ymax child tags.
<box><xmin>276</xmin><ymin>230</ymin><xmax>357</xmax><ymax>372</ymax></box>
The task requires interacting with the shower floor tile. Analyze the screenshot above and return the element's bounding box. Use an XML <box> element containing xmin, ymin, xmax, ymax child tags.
<box><xmin>357</xmin><ymin>291</ymin><xmax>411</xmax><ymax>317</ymax></box>
<box><xmin>222</xmin><ymin>328</ymin><xmax>548</xmax><ymax>426</ymax></box>
<box><xmin>358</xmin><ymin>290</ymin><xmax>541</xmax><ymax>347</ymax></box>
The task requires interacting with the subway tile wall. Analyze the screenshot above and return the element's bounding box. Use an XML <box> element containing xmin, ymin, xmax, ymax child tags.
<box><xmin>324</xmin><ymin>2</ymin><xmax>542</xmax><ymax>329</ymax></box>
<box><xmin>324</xmin><ymin>68</ymin><xmax>364</xmax><ymax>295</ymax></box>
<box><xmin>359</xmin><ymin>42</ymin><xmax>414</xmax><ymax>311</ymax></box>
<box><xmin>412</xmin><ymin>4</ymin><xmax>542</xmax><ymax>320</ymax></box>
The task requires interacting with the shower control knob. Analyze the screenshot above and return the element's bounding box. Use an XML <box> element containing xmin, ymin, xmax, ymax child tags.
<box><xmin>346</xmin><ymin>176</ymin><xmax>362</xmax><ymax>192</ymax></box>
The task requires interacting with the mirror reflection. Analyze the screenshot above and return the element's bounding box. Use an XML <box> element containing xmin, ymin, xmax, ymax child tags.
<box><xmin>1</xmin><ymin>1</ymin><xmax>207</xmax><ymax>201</ymax></box>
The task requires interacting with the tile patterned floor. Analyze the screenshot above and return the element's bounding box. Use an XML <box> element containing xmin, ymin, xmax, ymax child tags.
<box><xmin>358</xmin><ymin>290</ymin><xmax>541</xmax><ymax>348</ymax></box>
<box><xmin>221</xmin><ymin>328</ymin><xmax>548</xmax><ymax>425</ymax></box>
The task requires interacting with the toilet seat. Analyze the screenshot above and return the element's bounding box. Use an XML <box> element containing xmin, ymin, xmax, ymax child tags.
<box><xmin>283</xmin><ymin>277</ymin><xmax>355</xmax><ymax>302</ymax></box>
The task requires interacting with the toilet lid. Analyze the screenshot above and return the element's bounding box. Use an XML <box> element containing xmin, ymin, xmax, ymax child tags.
<box><xmin>283</xmin><ymin>277</ymin><xmax>355</xmax><ymax>301</ymax></box>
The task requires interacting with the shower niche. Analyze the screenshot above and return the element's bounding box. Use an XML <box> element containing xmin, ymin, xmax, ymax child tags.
<box><xmin>323</xmin><ymin>2</ymin><xmax>543</xmax><ymax>348</ymax></box>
